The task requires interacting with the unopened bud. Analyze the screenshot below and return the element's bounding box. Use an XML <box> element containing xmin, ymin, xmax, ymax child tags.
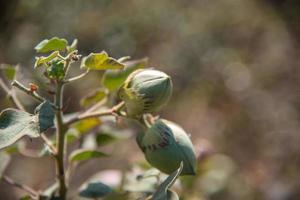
<box><xmin>119</xmin><ymin>69</ymin><xmax>172</xmax><ymax>117</ymax></box>
<box><xmin>137</xmin><ymin>119</ymin><xmax>197</xmax><ymax>175</ymax></box>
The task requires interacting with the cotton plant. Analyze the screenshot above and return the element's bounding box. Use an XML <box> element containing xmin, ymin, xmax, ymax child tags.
<box><xmin>0</xmin><ymin>37</ymin><xmax>197</xmax><ymax>200</ymax></box>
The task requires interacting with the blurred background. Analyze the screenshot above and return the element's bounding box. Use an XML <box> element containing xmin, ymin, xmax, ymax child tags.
<box><xmin>1</xmin><ymin>0</ymin><xmax>300</xmax><ymax>199</ymax></box>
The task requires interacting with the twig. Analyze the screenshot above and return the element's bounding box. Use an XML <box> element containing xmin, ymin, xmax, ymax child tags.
<box><xmin>0</xmin><ymin>78</ymin><xmax>25</xmax><ymax>111</ymax></box>
<box><xmin>2</xmin><ymin>175</ymin><xmax>38</xmax><ymax>198</ymax></box>
<box><xmin>40</xmin><ymin>133</ymin><xmax>57</xmax><ymax>155</ymax></box>
<box><xmin>11</xmin><ymin>80</ymin><xmax>44</xmax><ymax>101</ymax></box>
<box><xmin>65</xmin><ymin>101</ymin><xmax>125</xmax><ymax>126</ymax></box>
<box><xmin>11</xmin><ymin>80</ymin><xmax>57</xmax><ymax>109</ymax></box>
<box><xmin>64</xmin><ymin>69</ymin><xmax>90</xmax><ymax>84</ymax></box>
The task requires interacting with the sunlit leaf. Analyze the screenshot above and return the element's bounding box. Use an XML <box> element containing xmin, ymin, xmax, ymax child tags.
<box><xmin>69</xmin><ymin>149</ymin><xmax>107</xmax><ymax>162</ymax></box>
<box><xmin>79</xmin><ymin>181</ymin><xmax>112</xmax><ymax>198</ymax></box>
<box><xmin>0</xmin><ymin>64</ymin><xmax>16</xmax><ymax>80</ymax></box>
<box><xmin>35</xmin><ymin>37</ymin><xmax>68</xmax><ymax>53</ymax></box>
<box><xmin>34</xmin><ymin>51</ymin><xmax>59</xmax><ymax>68</ymax></box>
<box><xmin>81</xmin><ymin>51</ymin><xmax>124</xmax><ymax>70</ymax></box>
<box><xmin>0</xmin><ymin>152</ymin><xmax>10</xmax><ymax>178</ymax></box>
<box><xmin>102</xmin><ymin>58</ymin><xmax>148</xmax><ymax>91</ymax></box>
<box><xmin>0</xmin><ymin>101</ymin><xmax>54</xmax><ymax>149</ymax></box>
<box><xmin>152</xmin><ymin>162</ymin><xmax>183</xmax><ymax>200</ymax></box>
<box><xmin>0</xmin><ymin>109</ymin><xmax>39</xmax><ymax>149</ymax></box>
<box><xmin>80</xmin><ymin>89</ymin><xmax>107</xmax><ymax>108</ymax></box>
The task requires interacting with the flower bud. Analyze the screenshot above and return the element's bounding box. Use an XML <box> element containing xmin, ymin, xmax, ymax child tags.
<box><xmin>136</xmin><ymin>119</ymin><xmax>197</xmax><ymax>175</ymax></box>
<box><xmin>119</xmin><ymin>69</ymin><xmax>172</xmax><ymax>117</ymax></box>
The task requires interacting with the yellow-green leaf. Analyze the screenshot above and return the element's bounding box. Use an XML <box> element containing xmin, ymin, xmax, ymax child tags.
<box><xmin>81</xmin><ymin>51</ymin><xmax>124</xmax><ymax>70</ymax></box>
<box><xmin>73</xmin><ymin>118</ymin><xmax>101</xmax><ymax>134</ymax></box>
<box><xmin>34</xmin><ymin>51</ymin><xmax>59</xmax><ymax>68</ymax></box>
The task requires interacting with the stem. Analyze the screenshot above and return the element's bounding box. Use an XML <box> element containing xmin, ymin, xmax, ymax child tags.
<box><xmin>65</xmin><ymin>101</ymin><xmax>125</xmax><ymax>126</ymax></box>
<box><xmin>54</xmin><ymin>81</ymin><xmax>67</xmax><ymax>199</ymax></box>
<box><xmin>3</xmin><ymin>175</ymin><xmax>38</xmax><ymax>198</ymax></box>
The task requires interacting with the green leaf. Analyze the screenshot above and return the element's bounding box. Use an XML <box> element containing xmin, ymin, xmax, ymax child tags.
<box><xmin>69</xmin><ymin>149</ymin><xmax>107</xmax><ymax>162</ymax></box>
<box><xmin>79</xmin><ymin>181</ymin><xmax>112</xmax><ymax>198</ymax></box>
<box><xmin>0</xmin><ymin>101</ymin><xmax>54</xmax><ymax>149</ymax></box>
<box><xmin>102</xmin><ymin>58</ymin><xmax>147</xmax><ymax>91</ymax></box>
<box><xmin>34</xmin><ymin>51</ymin><xmax>59</xmax><ymax>68</ymax></box>
<box><xmin>96</xmin><ymin>133</ymin><xmax>117</xmax><ymax>146</ymax></box>
<box><xmin>0</xmin><ymin>64</ymin><xmax>16</xmax><ymax>80</ymax></box>
<box><xmin>35</xmin><ymin>101</ymin><xmax>55</xmax><ymax>132</ymax></box>
<box><xmin>81</xmin><ymin>51</ymin><xmax>124</xmax><ymax>70</ymax></box>
<box><xmin>0</xmin><ymin>152</ymin><xmax>10</xmax><ymax>178</ymax></box>
<box><xmin>35</xmin><ymin>37</ymin><xmax>68</xmax><ymax>53</ymax></box>
<box><xmin>152</xmin><ymin>162</ymin><xmax>183</xmax><ymax>200</ymax></box>
<box><xmin>80</xmin><ymin>89</ymin><xmax>107</xmax><ymax>108</ymax></box>
<box><xmin>67</xmin><ymin>39</ymin><xmax>78</xmax><ymax>53</ymax></box>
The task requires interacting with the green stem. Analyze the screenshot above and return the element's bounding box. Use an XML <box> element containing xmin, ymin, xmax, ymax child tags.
<box><xmin>54</xmin><ymin>81</ymin><xmax>67</xmax><ymax>199</ymax></box>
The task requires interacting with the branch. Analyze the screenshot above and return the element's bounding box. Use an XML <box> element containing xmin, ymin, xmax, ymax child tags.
<box><xmin>64</xmin><ymin>69</ymin><xmax>90</xmax><ymax>84</ymax></box>
<box><xmin>65</xmin><ymin>101</ymin><xmax>125</xmax><ymax>126</ymax></box>
<box><xmin>2</xmin><ymin>175</ymin><xmax>38</xmax><ymax>198</ymax></box>
<box><xmin>11</xmin><ymin>80</ymin><xmax>57</xmax><ymax>109</ymax></box>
